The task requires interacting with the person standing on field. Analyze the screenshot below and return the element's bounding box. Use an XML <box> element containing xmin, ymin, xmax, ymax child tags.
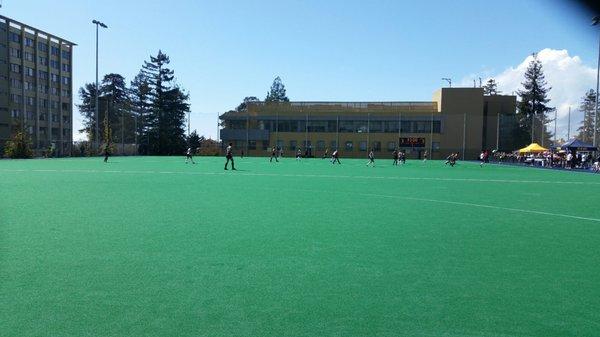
<box><xmin>331</xmin><ymin>149</ymin><xmax>341</xmax><ymax>164</ymax></box>
<box><xmin>366</xmin><ymin>149</ymin><xmax>375</xmax><ymax>167</ymax></box>
<box><xmin>270</xmin><ymin>146</ymin><xmax>278</xmax><ymax>163</ymax></box>
<box><xmin>224</xmin><ymin>143</ymin><xmax>236</xmax><ymax>170</ymax></box>
<box><xmin>185</xmin><ymin>147</ymin><xmax>196</xmax><ymax>164</ymax></box>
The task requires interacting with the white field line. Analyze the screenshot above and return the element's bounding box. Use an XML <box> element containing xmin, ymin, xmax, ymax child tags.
<box><xmin>361</xmin><ymin>193</ymin><xmax>600</xmax><ymax>223</ymax></box>
<box><xmin>1</xmin><ymin>168</ymin><xmax>599</xmax><ymax>186</ymax></box>
<box><xmin>3</xmin><ymin>168</ymin><xmax>599</xmax><ymax>222</ymax></box>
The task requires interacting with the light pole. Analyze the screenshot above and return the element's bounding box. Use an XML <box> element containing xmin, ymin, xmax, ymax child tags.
<box><xmin>593</xmin><ymin>16</ymin><xmax>599</xmax><ymax>148</ymax></box>
<box><xmin>92</xmin><ymin>19</ymin><xmax>108</xmax><ymax>151</ymax></box>
<box><xmin>442</xmin><ymin>78</ymin><xmax>452</xmax><ymax>87</ymax></box>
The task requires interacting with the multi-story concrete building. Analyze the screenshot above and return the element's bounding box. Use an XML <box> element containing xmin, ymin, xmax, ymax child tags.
<box><xmin>0</xmin><ymin>15</ymin><xmax>75</xmax><ymax>156</ymax></box>
<box><xmin>219</xmin><ymin>88</ymin><xmax>517</xmax><ymax>160</ymax></box>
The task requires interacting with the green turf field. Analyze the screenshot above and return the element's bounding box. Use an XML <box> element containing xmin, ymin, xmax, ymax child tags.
<box><xmin>1</xmin><ymin>156</ymin><xmax>600</xmax><ymax>337</ymax></box>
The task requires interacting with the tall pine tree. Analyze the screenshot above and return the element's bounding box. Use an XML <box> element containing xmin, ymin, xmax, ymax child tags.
<box><xmin>130</xmin><ymin>71</ymin><xmax>153</xmax><ymax>154</ymax></box>
<box><xmin>77</xmin><ymin>73</ymin><xmax>129</xmax><ymax>144</ymax></box>
<box><xmin>577</xmin><ymin>89</ymin><xmax>598</xmax><ymax>143</ymax></box>
<box><xmin>141</xmin><ymin>50</ymin><xmax>189</xmax><ymax>155</ymax></box>
<box><xmin>516</xmin><ymin>54</ymin><xmax>555</xmax><ymax>147</ymax></box>
<box><xmin>265</xmin><ymin>76</ymin><xmax>289</xmax><ymax>102</ymax></box>
<box><xmin>483</xmin><ymin>79</ymin><xmax>500</xmax><ymax>95</ymax></box>
<box><xmin>77</xmin><ymin>82</ymin><xmax>100</xmax><ymax>141</ymax></box>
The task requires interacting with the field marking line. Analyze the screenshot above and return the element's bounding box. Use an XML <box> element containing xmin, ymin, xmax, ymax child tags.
<box><xmin>1</xmin><ymin>168</ymin><xmax>599</xmax><ymax>186</ymax></box>
<box><xmin>360</xmin><ymin>193</ymin><xmax>600</xmax><ymax>223</ymax></box>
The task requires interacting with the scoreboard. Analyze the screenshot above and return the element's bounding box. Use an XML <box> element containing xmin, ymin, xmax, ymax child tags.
<box><xmin>399</xmin><ymin>137</ymin><xmax>426</xmax><ymax>147</ymax></box>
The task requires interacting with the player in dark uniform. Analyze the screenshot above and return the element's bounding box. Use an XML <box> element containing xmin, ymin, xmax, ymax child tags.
<box><xmin>224</xmin><ymin>143</ymin><xmax>236</xmax><ymax>170</ymax></box>
<box><xmin>392</xmin><ymin>149</ymin><xmax>398</xmax><ymax>166</ymax></box>
<box><xmin>270</xmin><ymin>146</ymin><xmax>278</xmax><ymax>162</ymax></box>
<box><xmin>103</xmin><ymin>144</ymin><xmax>110</xmax><ymax>163</ymax></box>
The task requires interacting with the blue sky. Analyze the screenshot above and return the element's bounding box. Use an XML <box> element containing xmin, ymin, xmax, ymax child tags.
<box><xmin>3</xmin><ymin>0</ymin><xmax>599</xmax><ymax>139</ymax></box>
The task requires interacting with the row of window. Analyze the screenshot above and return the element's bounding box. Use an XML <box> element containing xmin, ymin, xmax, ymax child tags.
<box><xmin>10</xmin><ymin>94</ymin><xmax>71</xmax><ymax>110</ymax></box>
<box><xmin>10</xmin><ymin>109</ymin><xmax>71</xmax><ymax>123</ymax></box>
<box><xmin>9</xmin><ymin>32</ymin><xmax>71</xmax><ymax>59</ymax></box>
<box><xmin>10</xmin><ymin>48</ymin><xmax>71</xmax><ymax>70</ymax></box>
<box><xmin>226</xmin><ymin>119</ymin><xmax>442</xmax><ymax>134</ymax></box>
<box><xmin>10</xmin><ymin>64</ymin><xmax>70</xmax><ymax>84</ymax></box>
<box><xmin>239</xmin><ymin>140</ymin><xmax>441</xmax><ymax>152</ymax></box>
<box><xmin>10</xmin><ymin>79</ymin><xmax>71</xmax><ymax>97</ymax></box>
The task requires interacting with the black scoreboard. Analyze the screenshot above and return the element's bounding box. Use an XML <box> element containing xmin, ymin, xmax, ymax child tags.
<box><xmin>399</xmin><ymin>137</ymin><xmax>426</xmax><ymax>147</ymax></box>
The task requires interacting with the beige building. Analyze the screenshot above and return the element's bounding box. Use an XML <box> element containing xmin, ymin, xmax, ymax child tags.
<box><xmin>220</xmin><ymin>88</ymin><xmax>517</xmax><ymax>160</ymax></box>
<box><xmin>0</xmin><ymin>15</ymin><xmax>75</xmax><ymax>156</ymax></box>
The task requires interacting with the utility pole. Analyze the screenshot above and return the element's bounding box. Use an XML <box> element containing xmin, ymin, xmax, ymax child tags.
<box><xmin>592</xmin><ymin>16</ymin><xmax>599</xmax><ymax>148</ymax></box>
<box><xmin>92</xmin><ymin>20</ymin><xmax>108</xmax><ymax>151</ymax></box>
<box><xmin>567</xmin><ymin>106</ymin><xmax>571</xmax><ymax>140</ymax></box>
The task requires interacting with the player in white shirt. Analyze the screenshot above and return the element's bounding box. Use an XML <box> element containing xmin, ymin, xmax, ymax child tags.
<box><xmin>224</xmin><ymin>143</ymin><xmax>236</xmax><ymax>170</ymax></box>
<box><xmin>366</xmin><ymin>149</ymin><xmax>375</xmax><ymax>167</ymax></box>
<box><xmin>185</xmin><ymin>147</ymin><xmax>196</xmax><ymax>164</ymax></box>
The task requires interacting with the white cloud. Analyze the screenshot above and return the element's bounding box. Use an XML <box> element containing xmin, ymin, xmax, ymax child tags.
<box><xmin>483</xmin><ymin>49</ymin><xmax>597</xmax><ymax>140</ymax></box>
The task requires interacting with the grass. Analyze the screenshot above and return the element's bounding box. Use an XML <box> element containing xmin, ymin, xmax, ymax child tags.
<box><xmin>1</xmin><ymin>155</ymin><xmax>600</xmax><ymax>337</ymax></box>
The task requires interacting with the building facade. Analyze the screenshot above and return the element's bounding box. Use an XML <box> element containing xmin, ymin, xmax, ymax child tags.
<box><xmin>219</xmin><ymin>88</ymin><xmax>517</xmax><ymax>160</ymax></box>
<box><xmin>0</xmin><ymin>15</ymin><xmax>75</xmax><ymax>156</ymax></box>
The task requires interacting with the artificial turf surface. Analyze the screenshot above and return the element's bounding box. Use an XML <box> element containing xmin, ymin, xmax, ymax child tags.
<box><xmin>1</xmin><ymin>156</ymin><xmax>600</xmax><ymax>337</ymax></box>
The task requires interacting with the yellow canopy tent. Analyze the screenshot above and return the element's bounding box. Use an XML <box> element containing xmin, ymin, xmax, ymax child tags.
<box><xmin>518</xmin><ymin>143</ymin><xmax>548</xmax><ymax>154</ymax></box>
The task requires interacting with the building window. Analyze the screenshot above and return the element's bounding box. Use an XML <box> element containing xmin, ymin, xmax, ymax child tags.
<box><xmin>27</xmin><ymin>111</ymin><xmax>34</xmax><ymax>120</ymax></box>
<box><xmin>40</xmin><ymin>127</ymin><xmax>47</xmax><ymax>135</ymax></box>
<box><xmin>51</xmin><ymin>113</ymin><xmax>59</xmax><ymax>122</ymax></box>
<box><xmin>387</xmin><ymin>142</ymin><xmax>396</xmax><ymax>151</ymax></box>
<box><xmin>50</xmin><ymin>60</ymin><xmax>59</xmax><ymax>69</ymax></box>
<box><xmin>247</xmin><ymin>140</ymin><xmax>256</xmax><ymax>150</ymax></box>
<box><xmin>25</xmin><ymin>67</ymin><xmax>35</xmax><ymax>77</ymax></box>
<box><xmin>345</xmin><ymin>141</ymin><xmax>353</xmax><ymax>151</ymax></box>
<box><xmin>39</xmin><ymin>99</ymin><xmax>48</xmax><ymax>108</ymax></box>
<box><xmin>62</xmin><ymin>115</ymin><xmax>70</xmax><ymax>124</ymax></box>
<box><xmin>62</xmin><ymin>63</ymin><xmax>70</xmax><ymax>72</ymax></box>
<box><xmin>359</xmin><ymin>141</ymin><xmax>367</xmax><ymax>151</ymax></box>
<box><xmin>9</xmin><ymin>48</ymin><xmax>22</xmax><ymax>58</ymax></box>
<box><xmin>432</xmin><ymin>141</ymin><xmax>440</xmax><ymax>152</ymax></box>
<box><xmin>316</xmin><ymin>140</ymin><xmax>325</xmax><ymax>151</ymax></box>
<box><xmin>61</xmin><ymin>50</ymin><xmax>70</xmax><ymax>59</ymax></box>
<box><xmin>24</xmin><ymin>52</ymin><xmax>34</xmax><ymax>62</ymax></box>
<box><xmin>38</xmin><ymin>71</ymin><xmax>48</xmax><ymax>80</ymax></box>
<box><xmin>62</xmin><ymin>76</ymin><xmax>70</xmax><ymax>85</ymax></box>
<box><xmin>372</xmin><ymin>141</ymin><xmax>381</xmax><ymax>152</ymax></box>
<box><xmin>51</xmin><ymin>73</ymin><xmax>59</xmax><ymax>83</ymax></box>
<box><xmin>51</xmin><ymin>46</ymin><xmax>60</xmax><ymax>56</ymax></box>
<box><xmin>10</xmin><ymin>32</ymin><xmax>21</xmax><ymax>43</ymax></box>
<box><xmin>11</xmin><ymin>109</ymin><xmax>20</xmax><ymax>118</ymax></box>
<box><xmin>276</xmin><ymin>140</ymin><xmax>284</xmax><ymax>150</ymax></box>
<box><xmin>26</xmin><ymin>97</ymin><xmax>35</xmax><ymax>106</ymax></box>
<box><xmin>61</xmin><ymin>89</ymin><xmax>70</xmax><ymax>97</ymax></box>
<box><xmin>10</xmin><ymin>63</ymin><xmax>21</xmax><ymax>73</ymax></box>
<box><xmin>50</xmin><ymin>87</ymin><xmax>59</xmax><ymax>95</ymax></box>
<box><xmin>39</xmin><ymin>56</ymin><xmax>48</xmax><ymax>66</ymax></box>
<box><xmin>24</xmin><ymin>37</ymin><xmax>34</xmax><ymax>47</ymax></box>
<box><xmin>25</xmin><ymin>82</ymin><xmax>35</xmax><ymax>91</ymax></box>
<box><xmin>39</xmin><ymin>85</ymin><xmax>49</xmax><ymax>94</ymax></box>
<box><xmin>10</xmin><ymin>94</ymin><xmax>22</xmax><ymax>104</ymax></box>
<box><xmin>289</xmin><ymin>140</ymin><xmax>297</xmax><ymax>151</ymax></box>
<box><xmin>10</xmin><ymin>78</ymin><xmax>22</xmax><ymax>88</ymax></box>
<box><xmin>50</xmin><ymin>100</ymin><xmax>59</xmax><ymax>109</ymax></box>
<box><xmin>38</xmin><ymin>42</ymin><xmax>48</xmax><ymax>52</ymax></box>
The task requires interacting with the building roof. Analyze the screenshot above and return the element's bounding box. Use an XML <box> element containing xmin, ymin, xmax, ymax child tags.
<box><xmin>0</xmin><ymin>15</ymin><xmax>76</xmax><ymax>46</ymax></box>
